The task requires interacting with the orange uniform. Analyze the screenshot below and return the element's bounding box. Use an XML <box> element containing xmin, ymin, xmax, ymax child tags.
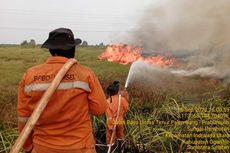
<box><xmin>17</xmin><ymin>56</ymin><xmax>108</xmax><ymax>152</ymax></box>
<box><xmin>105</xmin><ymin>94</ymin><xmax>129</xmax><ymax>144</ymax></box>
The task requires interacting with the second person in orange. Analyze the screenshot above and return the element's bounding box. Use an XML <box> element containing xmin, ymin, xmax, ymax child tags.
<box><xmin>105</xmin><ymin>81</ymin><xmax>129</xmax><ymax>151</ymax></box>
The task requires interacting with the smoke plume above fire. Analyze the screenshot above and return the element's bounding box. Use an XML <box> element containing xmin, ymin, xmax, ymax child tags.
<box><xmin>125</xmin><ymin>0</ymin><xmax>230</xmax><ymax>83</ymax></box>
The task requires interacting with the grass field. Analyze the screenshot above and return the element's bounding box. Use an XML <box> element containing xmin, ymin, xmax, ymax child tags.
<box><xmin>0</xmin><ymin>46</ymin><xmax>229</xmax><ymax>152</ymax></box>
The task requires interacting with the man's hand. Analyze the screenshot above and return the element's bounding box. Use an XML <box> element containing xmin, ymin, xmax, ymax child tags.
<box><xmin>119</xmin><ymin>90</ymin><xmax>129</xmax><ymax>100</ymax></box>
<box><xmin>107</xmin><ymin>118</ymin><xmax>113</xmax><ymax>130</ymax></box>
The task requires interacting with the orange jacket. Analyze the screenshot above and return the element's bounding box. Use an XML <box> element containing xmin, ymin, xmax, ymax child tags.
<box><xmin>105</xmin><ymin>94</ymin><xmax>129</xmax><ymax>129</ymax></box>
<box><xmin>17</xmin><ymin>56</ymin><xmax>108</xmax><ymax>151</ymax></box>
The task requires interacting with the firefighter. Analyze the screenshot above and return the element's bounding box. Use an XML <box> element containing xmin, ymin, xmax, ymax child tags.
<box><xmin>105</xmin><ymin>81</ymin><xmax>129</xmax><ymax>152</ymax></box>
<box><xmin>17</xmin><ymin>28</ymin><xmax>108</xmax><ymax>153</ymax></box>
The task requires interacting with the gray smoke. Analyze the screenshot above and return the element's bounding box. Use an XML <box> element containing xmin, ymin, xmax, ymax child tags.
<box><xmin>126</xmin><ymin>0</ymin><xmax>230</xmax><ymax>83</ymax></box>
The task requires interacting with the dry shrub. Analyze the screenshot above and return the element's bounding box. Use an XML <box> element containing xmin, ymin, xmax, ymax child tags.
<box><xmin>127</xmin><ymin>75</ymin><xmax>223</xmax><ymax>104</ymax></box>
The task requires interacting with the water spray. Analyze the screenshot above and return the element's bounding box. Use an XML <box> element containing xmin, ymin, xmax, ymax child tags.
<box><xmin>125</xmin><ymin>62</ymin><xmax>137</xmax><ymax>89</ymax></box>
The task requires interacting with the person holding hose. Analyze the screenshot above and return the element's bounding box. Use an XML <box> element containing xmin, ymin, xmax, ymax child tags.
<box><xmin>17</xmin><ymin>28</ymin><xmax>108</xmax><ymax>153</ymax></box>
<box><xmin>105</xmin><ymin>81</ymin><xmax>129</xmax><ymax>152</ymax></box>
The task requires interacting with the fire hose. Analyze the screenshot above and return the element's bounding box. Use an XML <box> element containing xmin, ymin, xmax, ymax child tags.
<box><xmin>107</xmin><ymin>94</ymin><xmax>121</xmax><ymax>153</ymax></box>
<box><xmin>10</xmin><ymin>58</ymin><xmax>77</xmax><ymax>153</ymax></box>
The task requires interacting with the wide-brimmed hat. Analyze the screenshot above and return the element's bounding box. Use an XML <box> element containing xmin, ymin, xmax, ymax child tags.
<box><xmin>41</xmin><ymin>28</ymin><xmax>82</xmax><ymax>50</ymax></box>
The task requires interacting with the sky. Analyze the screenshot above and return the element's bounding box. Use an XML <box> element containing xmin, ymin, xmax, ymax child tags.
<box><xmin>0</xmin><ymin>0</ymin><xmax>154</xmax><ymax>45</ymax></box>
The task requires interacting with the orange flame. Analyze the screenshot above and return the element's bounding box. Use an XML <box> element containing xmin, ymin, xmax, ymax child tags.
<box><xmin>98</xmin><ymin>43</ymin><xmax>176</xmax><ymax>67</ymax></box>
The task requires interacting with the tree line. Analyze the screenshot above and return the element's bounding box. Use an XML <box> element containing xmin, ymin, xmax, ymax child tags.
<box><xmin>19</xmin><ymin>40</ymin><xmax>104</xmax><ymax>48</ymax></box>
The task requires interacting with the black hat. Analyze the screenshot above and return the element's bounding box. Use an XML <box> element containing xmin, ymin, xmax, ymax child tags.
<box><xmin>106</xmin><ymin>81</ymin><xmax>120</xmax><ymax>96</ymax></box>
<box><xmin>41</xmin><ymin>28</ymin><xmax>82</xmax><ymax>50</ymax></box>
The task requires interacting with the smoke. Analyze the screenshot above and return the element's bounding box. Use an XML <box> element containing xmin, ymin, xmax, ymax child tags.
<box><xmin>126</xmin><ymin>0</ymin><xmax>230</xmax><ymax>83</ymax></box>
<box><xmin>171</xmin><ymin>67</ymin><xmax>218</xmax><ymax>78</ymax></box>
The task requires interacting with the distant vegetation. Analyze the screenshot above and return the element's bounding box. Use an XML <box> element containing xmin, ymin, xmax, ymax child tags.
<box><xmin>81</xmin><ymin>40</ymin><xmax>88</xmax><ymax>47</ymax></box>
<box><xmin>20</xmin><ymin>39</ymin><xmax>36</xmax><ymax>48</ymax></box>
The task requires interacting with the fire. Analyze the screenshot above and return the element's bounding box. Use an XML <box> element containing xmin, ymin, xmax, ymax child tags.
<box><xmin>98</xmin><ymin>43</ymin><xmax>175</xmax><ymax>67</ymax></box>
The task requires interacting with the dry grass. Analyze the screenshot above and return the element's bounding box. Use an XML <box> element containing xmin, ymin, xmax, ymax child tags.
<box><xmin>0</xmin><ymin>86</ymin><xmax>18</xmax><ymax>126</ymax></box>
<box><xmin>0</xmin><ymin>46</ymin><xmax>229</xmax><ymax>153</ymax></box>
